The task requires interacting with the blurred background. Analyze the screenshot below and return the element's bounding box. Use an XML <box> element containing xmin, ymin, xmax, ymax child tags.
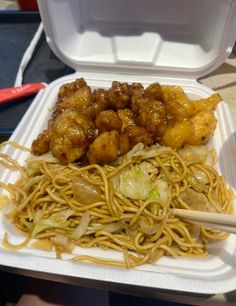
<box><xmin>0</xmin><ymin>0</ymin><xmax>37</xmax><ymax>10</ymax></box>
<box><xmin>0</xmin><ymin>0</ymin><xmax>19</xmax><ymax>10</ymax></box>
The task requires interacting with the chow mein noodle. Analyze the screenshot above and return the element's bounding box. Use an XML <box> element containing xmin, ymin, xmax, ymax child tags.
<box><xmin>0</xmin><ymin>141</ymin><xmax>234</xmax><ymax>268</ymax></box>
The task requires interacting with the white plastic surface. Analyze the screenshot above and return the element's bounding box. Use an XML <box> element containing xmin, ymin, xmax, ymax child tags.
<box><xmin>37</xmin><ymin>0</ymin><xmax>236</xmax><ymax>78</ymax></box>
<box><xmin>0</xmin><ymin>73</ymin><xmax>236</xmax><ymax>294</ymax></box>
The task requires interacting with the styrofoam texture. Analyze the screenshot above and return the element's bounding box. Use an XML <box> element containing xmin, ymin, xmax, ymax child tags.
<box><xmin>0</xmin><ymin>72</ymin><xmax>236</xmax><ymax>294</ymax></box>
<box><xmin>37</xmin><ymin>0</ymin><xmax>236</xmax><ymax>78</ymax></box>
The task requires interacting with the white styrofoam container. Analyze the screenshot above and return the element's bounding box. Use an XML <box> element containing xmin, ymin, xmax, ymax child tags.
<box><xmin>0</xmin><ymin>0</ymin><xmax>236</xmax><ymax>295</ymax></box>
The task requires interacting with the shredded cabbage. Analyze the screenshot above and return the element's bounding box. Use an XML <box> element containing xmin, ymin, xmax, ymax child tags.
<box><xmin>118</xmin><ymin>161</ymin><xmax>169</xmax><ymax>207</ymax></box>
<box><xmin>126</xmin><ymin>143</ymin><xmax>171</xmax><ymax>160</ymax></box>
<box><xmin>32</xmin><ymin>209</ymin><xmax>74</xmax><ymax>237</ymax></box>
<box><xmin>70</xmin><ymin>211</ymin><xmax>90</xmax><ymax>240</ymax></box>
<box><xmin>148</xmin><ymin>188</ymin><xmax>160</xmax><ymax>201</ymax></box>
<box><xmin>119</xmin><ymin>164</ymin><xmax>153</xmax><ymax>200</ymax></box>
<box><xmin>178</xmin><ymin>145</ymin><xmax>217</xmax><ymax>167</ymax></box>
<box><xmin>154</xmin><ymin>180</ymin><xmax>169</xmax><ymax>203</ymax></box>
<box><xmin>186</xmin><ymin>173</ymin><xmax>206</xmax><ymax>193</ymax></box>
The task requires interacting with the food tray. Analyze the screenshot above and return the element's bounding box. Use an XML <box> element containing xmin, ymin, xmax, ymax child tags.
<box><xmin>0</xmin><ymin>71</ymin><xmax>236</xmax><ymax>295</ymax></box>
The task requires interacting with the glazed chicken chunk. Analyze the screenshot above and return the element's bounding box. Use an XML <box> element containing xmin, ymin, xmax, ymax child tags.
<box><xmin>31</xmin><ymin>78</ymin><xmax>222</xmax><ymax>165</ymax></box>
<box><xmin>56</xmin><ymin>85</ymin><xmax>94</xmax><ymax>114</ymax></box>
<box><xmin>31</xmin><ymin>129</ymin><xmax>50</xmax><ymax>156</ymax></box>
<box><xmin>108</xmin><ymin>81</ymin><xmax>131</xmax><ymax>109</ymax></box>
<box><xmin>87</xmin><ymin>131</ymin><xmax>119</xmax><ymax>164</ymax></box>
<box><xmin>117</xmin><ymin>109</ymin><xmax>135</xmax><ymax>132</ymax></box>
<box><xmin>136</xmin><ymin>100</ymin><xmax>168</xmax><ymax>140</ymax></box>
<box><xmin>95</xmin><ymin>110</ymin><xmax>122</xmax><ymax>132</ymax></box>
<box><xmin>50</xmin><ymin>110</ymin><xmax>95</xmax><ymax>164</ymax></box>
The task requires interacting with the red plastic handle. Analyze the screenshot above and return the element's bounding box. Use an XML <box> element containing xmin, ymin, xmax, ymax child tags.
<box><xmin>0</xmin><ymin>83</ymin><xmax>46</xmax><ymax>105</ymax></box>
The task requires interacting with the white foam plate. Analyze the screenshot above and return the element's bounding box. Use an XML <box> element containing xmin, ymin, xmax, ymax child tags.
<box><xmin>0</xmin><ymin>72</ymin><xmax>236</xmax><ymax>294</ymax></box>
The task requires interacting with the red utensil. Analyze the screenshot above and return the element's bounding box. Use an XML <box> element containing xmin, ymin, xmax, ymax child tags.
<box><xmin>17</xmin><ymin>0</ymin><xmax>39</xmax><ymax>11</ymax></box>
<box><xmin>0</xmin><ymin>83</ymin><xmax>45</xmax><ymax>105</ymax></box>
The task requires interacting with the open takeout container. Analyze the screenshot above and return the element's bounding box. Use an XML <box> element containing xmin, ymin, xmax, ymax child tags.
<box><xmin>0</xmin><ymin>0</ymin><xmax>236</xmax><ymax>295</ymax></box>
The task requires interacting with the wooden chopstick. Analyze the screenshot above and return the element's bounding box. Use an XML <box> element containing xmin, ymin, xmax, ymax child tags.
<box><xmin>173</xmin><ymin>209</ymin><xmax>236</xmax><ymax>234</ymax></box>
<box><xmin>182</xmin><ymin>219</ymin><xmax>236</xmax><ymax>234</ymax></box>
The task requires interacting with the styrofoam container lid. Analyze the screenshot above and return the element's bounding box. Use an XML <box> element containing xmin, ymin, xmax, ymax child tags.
<box><xmin>38</xmin><ymin>0</ymin><xmax>236</xmax><ymax>79</ymax></box>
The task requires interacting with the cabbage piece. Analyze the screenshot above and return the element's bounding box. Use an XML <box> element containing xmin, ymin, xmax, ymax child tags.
<box><xmin>141</xmin><ymin>161</ymin><xmax>158</xmax><ymax>174</ymax></box>
<box><xmin>27</xmin><ymin>152</ymin><xmax>58</xmax><ymax>164</ymax></box>
<box><xmin>189</xmin><ymin>223</ymin><xmax>201</xmax><ymax>243</ymax></box>
<box><xmin>179</xmin><ymin>188</ymin><xmax>210</xmax><ymax>211</ymax></box>
<box><xmin>139</xmin><ymin>219</ymin><xmax>160</xmax><ymax>235</ymax></box>
<box><xmin>178</xmin><ymin>145</ymin><xmax>217</xmax><ymax>167</ymax></box>
<box><xmin>194</xmin><ymin>170</ymin><xmax>209</xmax><ymax>185</ymax></box>
<box><xmin>119</xmin><ymin>164</ymin><xmax>153</xmax><ymax>200</ymax></box>
<box><xmin>147</xmin><ymin>180</ymin><xmax>169</xmax><ymax>214</ymax></box>
<box><xmin>31</xmin><ymin>209</ymin><xmax>74</xmax><ymax>237</ymax></box>
<box><xmin>126</xmin><ymin>143</ymin><xmax>171</xmax><ymax>160</ymax></box>
<box><xmin>20</xmin><ymin>217</ymin><xmax>34</xmax><ymax>231</ymax></box>
<box><xmin>25</xmin><ymin>166</ymin><xmax>41</xmax><ymax>177</ymax></box>
<box><xmin>205</xmin><ymin>149</ymin><xmax>217</xmax><ymax>167</ymax></box>
<box><xmin>32</xmin><ymin>219</ymin><xmax>70</xmax><ymax>238</ymax></box>
<box><xmin>52</xmin><ymin>233</ymin><xmax>75</xmax><ymax>253</ymax></box>
<box><xmin>70</xmin><ymin>211</ymin><xmax>90</xmax><ymax>240</ymax></box>
<box><xmin>118</xmin><ymin>160</ymin><xmax>170</xmax><ymax>205</ymax></box>
<box><xmin>72</xmin><ymin>177</ymin><xmax>101</xmax><ymax>204</ymax></box>
<box><xmin>186</xmin><ymin>173</ymin><xmax>207</xmax><ymax>193</ymax></box>
<box><xmin>50</xmin><ymin>209</ymin><xmax>75</xmax><ymax>223</ymax></box>
<box><xmin>148</xmin><ymin>188</ymin><xmax>160</xmax><ymax>201</ymax></box>
<box><xmin>154</xmin><ymin>180</ymin><xmax>169</xmax><ymax>203</ymax></box>
<box><xmin>148</xmin><ymin>188</ymin><xmax>160</xmax><ymax>215</ymax></box>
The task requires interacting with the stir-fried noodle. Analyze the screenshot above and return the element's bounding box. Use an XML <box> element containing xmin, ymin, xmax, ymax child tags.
<box><xmin>0</xmin><ymin>141</ymin><xmax>234</xmax><ymax>268</ymax></box>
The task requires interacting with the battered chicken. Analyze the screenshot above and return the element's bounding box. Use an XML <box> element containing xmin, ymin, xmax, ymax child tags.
<box><xmin>136</xmin><ymin>100</ymin><xmax>168</xmax><ymax>140</ymax></box>
<box><xmin>92</xmin><ymin>88</ymin><xmax>111</xmax><ymax>115</ymax></box>
<box><xmin>125</xmin><ymin>126</ymin><xmax>154</xmax><ymax>147</ymax></box>
<box><xmin>87</xmin><ymin>131</ymin><xmax>119</xmax><ymax>164</ymax></box>
<box><xmin>165</xmin><ymin>99</ymin><xmax>191</xmax><ymax>121</ymax></box>
<box><xmin>82</xmin><ymin>88</ymin><xmax>111</xmax><ymax>120</ymax></box>
<box><xmin>108</xmin><ymin>81</ymin><xmax>131</xmax><ymax>109</ymax></box>
<box><xmin>161</xmin><ymin>85</ymin><xmax>188</xmax><ymax>103</ymax></box>
<box><xmin>95</xmin><ymin>110</ymin><xmax>122</xmax><ymax>132</ymax></box>
<box><xmin>87</xmin><ymin>131</ymin><xmax>131</xmax><ymax>164</ymax></box>
<box><xmin>58</xmin><ymin>78</ymin><xmax>87</xmax><ymax>99</ymax></box>
<box><xmin>32</xmin><ymin>79</ymin><xmax>93</xmax><ymax>154</ymax></box>
<box><xmin>117</xmin><ymin>109</ymin><xmax>135</xmax><ymax>132</ymax></box>
<box><xmin>31</xmin><ymin>129</ymin><xmax>50</xmax><ymax>156</ymax></box>
<box><xmin>159</xmin><ymin>85</ymin><xmax>221</xmax><ymax>147</ymax></box>
<box><xmin>144</xmin><ymin>82</ymin><xmax>162</xmax><ymax>100</ymax></box>
<box><xmin>56</xmin><ymin>85</ymin><xmax>94</xmax><ymax>114</ymax></box>
<box><xmin>118</xmin><ymin>133</ymin><xmax>131</xmax><ymax>155</ymax></box>
<box><xmin>161</xmin><ymin>120</ymin><xmax>192</xmax><ymax>150</ymax></box>
<box><xmin>131</xmin><ymin>94</ymin><xmax>145</xmax><ymax>114</ymax></box>
<box><xmin>50</xmin><ymin>110</ymin><xmax>95</xmax><ymax>164</ymax></box>
<box><xmin>31</xmin><ymin>78</ymin><xmax>221</xmax><ymax>165</ymax></box>
<box><xmin>191</xmin><ymin>94</ymin><xmax>221</xmax><ymax>113</ymax></box>
<box><xmin>162</xmin><ymin>85</ymin><xmax>195</xmax><ymax>118</ymax></box>
<box><xmin>188</xmin><ymin>112</ymin><xmax>217</xmax><ymax>145</ymax></box>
